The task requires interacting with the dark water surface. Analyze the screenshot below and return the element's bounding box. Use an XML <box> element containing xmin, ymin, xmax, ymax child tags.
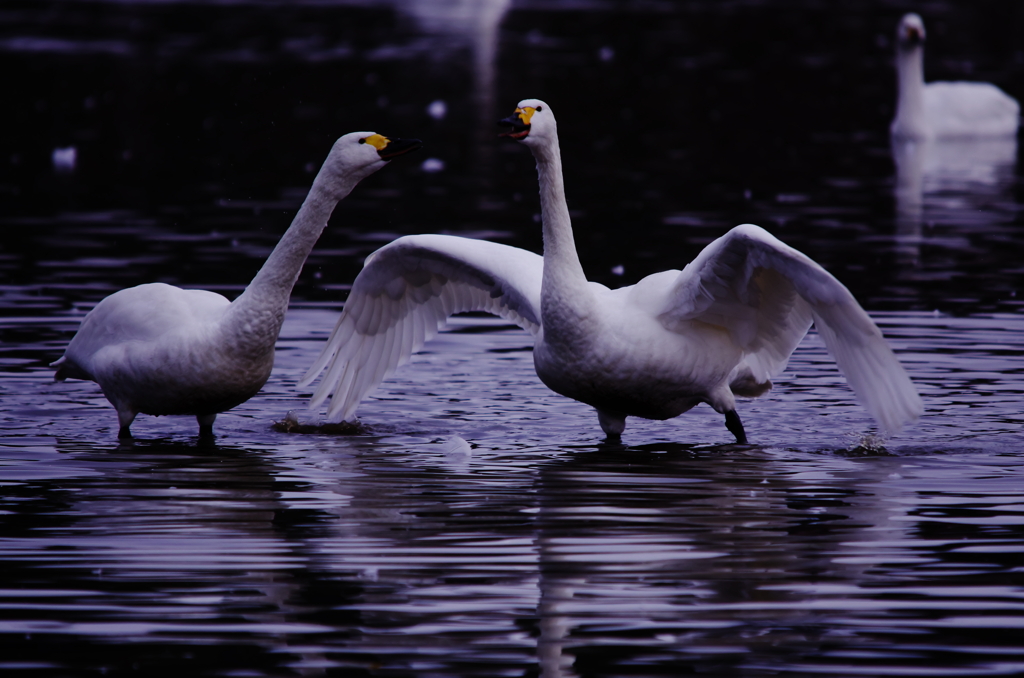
<box><xmin>3</xmin><ymin>1</ymin><xmax>1024</xmax><ymax>676</ymax></box>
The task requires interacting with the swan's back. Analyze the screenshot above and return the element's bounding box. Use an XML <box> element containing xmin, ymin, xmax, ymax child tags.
<box><xmin>59</xmin><ymin>283</ymin><xmax>230</xmax><ymax>380</ymax></box>
<box><xmin>924</xmin><ymin>81</ymin><xmax>1020</xmax><ymax>137</ymax></box>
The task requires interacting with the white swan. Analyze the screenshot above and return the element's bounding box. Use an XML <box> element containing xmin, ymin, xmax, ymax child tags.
<box><xmin>301</xmin><ymin>100</ymin><xmax>923</xmax><ymax>442</ymax></box>
<box><xmin>892</xmin><ymin>13</ymin><xmax>1020</xmax><ymax>139</ymax></box>
<box><xmin>52</xmin><ymin>132</ymin><xmax>421</xmax><ymax>438</ymax></box>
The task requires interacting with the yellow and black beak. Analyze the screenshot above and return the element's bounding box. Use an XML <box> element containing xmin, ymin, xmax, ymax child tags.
<box><xmin>361</xmin><ymin>134</ymin><xmax>422</xmax><ymax>160</ymax></box>
<box><xmin>498</xmin><ymin>106</ymin><xmax>535</xmax><ymax>140</ymax></box>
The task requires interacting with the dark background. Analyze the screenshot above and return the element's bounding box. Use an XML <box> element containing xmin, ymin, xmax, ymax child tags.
<box><xmin>2</xmin><ymin>0</ymin><xmax>1023</xmax><ymax>313</ymax></box>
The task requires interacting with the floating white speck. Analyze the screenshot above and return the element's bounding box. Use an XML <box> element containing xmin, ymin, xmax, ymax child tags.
<box><xmin>611</xmin><ymin>264</ymin><xmax>625</xmax><ymax>276</ymax></box>
<box><xmin>421</xmin><ymin>157</ymin><xmax>445</xmax><ymax>173</ymax></box>
<box><xmin>427</xmin><ymin>99</ymin><xmax>447</xmax><ymax>120</ymax></box>
<box><xmin>52</xmin><ymin>146</ymin><xmax>76</xmax><ymax>172</ymax></box>
<box><xmin>599</xmin><ymin>46</ymin><xmax>614</xmax><ymax>62</ymax></box>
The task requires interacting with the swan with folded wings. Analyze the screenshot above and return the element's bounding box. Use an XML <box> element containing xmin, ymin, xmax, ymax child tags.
<box><xmin>891</xmin><ymin>13</ymin><xmax>1020</xmax><ymax>140</ymax></box>
<box><xmin>53</xmin><ymin>132</ymin><xmax>420</xmax><ymax>438</ymax></box>
<box><xmin>301</xmin><ymin>100</ymin><xmax>923</xmax><ymax>442</ymax></box>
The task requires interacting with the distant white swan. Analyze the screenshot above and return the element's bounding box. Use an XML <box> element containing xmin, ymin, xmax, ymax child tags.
<box><xmin>892</xmin><ymin>13</ymin><xmax>1020</xmax><ymax>139</ymax></box>
<box><xmin>302</xmin><ymin>100</ymin><xmax>923</xmax><ymax>442</ymax></box>
<box><xmin>52</xmin><ymin>132</ymin><xmax>421</xmax><ymax>438</ymax></box>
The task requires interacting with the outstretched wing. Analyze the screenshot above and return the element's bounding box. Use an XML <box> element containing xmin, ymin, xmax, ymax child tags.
<box><xmin>300</xmin><ymin>234</ymin><xmax>543</xmax><ymax>421</ymax></box>
<box><xmin>661</xmin><ymin>224</ymin><xmax>923</xmax><ymax>434</ymax></box>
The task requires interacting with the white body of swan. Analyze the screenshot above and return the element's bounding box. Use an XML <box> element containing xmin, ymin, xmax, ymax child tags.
<box><xmin>892</xmin><ymin>13</ymin><xmax>1020</xmax><ymax>140</ymax></box>
<box><xmin>52</xmin><ymin>132</ymin><xmax>420</xmax><ymax>437</ymax></box>
<box><xmin>302</xmin><ymin>100</ymin><xmax>923</xmax><ymax>441</ymax></box>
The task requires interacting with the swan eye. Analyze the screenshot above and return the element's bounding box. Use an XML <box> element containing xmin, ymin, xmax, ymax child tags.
<box><xmin>358</xmin><ymin>138</ymin><xmax>366</xmax><ymax>144</ymax></box>
<box><xmin>536</xmin><ymin>106</ymin><xmax>543</xmax><ymax>112</ymax></box>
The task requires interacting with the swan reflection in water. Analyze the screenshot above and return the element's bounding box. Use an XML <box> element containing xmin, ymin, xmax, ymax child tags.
<box><xmin>401</xmin><ymin>0</ymin><xmax>511</xmax><ymax>182</ymax></box>
<box><xmin>892</xmin><ymin>136</ymin><xmax>1018</xmax><ymax>263</ymax></box>
<box><xmin>529</xmin><ymin>442</ymin><xmax>925</xmax><ymax>677</ymax></box>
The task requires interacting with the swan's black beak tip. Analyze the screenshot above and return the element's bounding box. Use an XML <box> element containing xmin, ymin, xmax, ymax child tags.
<box><xmin>378</xmin><ymin>138</ymin><xmax>422</xmax><ymax>160</ymax></box>
<box><xmin>497</xmin><ymin>115</ymin><xmax>530</xmax><ymax>140</ymax></box>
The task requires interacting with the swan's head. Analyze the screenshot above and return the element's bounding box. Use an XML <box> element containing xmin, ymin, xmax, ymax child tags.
<box><xmin>896</xmin><ymin>13</ymin><xmax>925</xmax><ymax>49</ymax></box>
<box><xmin>322</xmin><ymin>131</ymin><xmax>421</xmax><ymax>184</ymax></box>
<box><xmin>498</xmin><ymin>99</ymin><xmax>556</xmax><ymax>147</ymax></box>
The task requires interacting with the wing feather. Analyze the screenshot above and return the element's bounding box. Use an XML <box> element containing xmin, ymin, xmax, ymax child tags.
<box><xmin>397</xmin><ymin>298</ymin><xmax>415</xmax><ymax>371</ymax></box>
<box><xmin>663</xmin><ymin>224</ymin><xmax>922</xmax><ymax>433</ymax></box>
<box><xmin>301</xmin><ymin>234</ymin><xmax>543</xmax><ymax>422</ymax></box>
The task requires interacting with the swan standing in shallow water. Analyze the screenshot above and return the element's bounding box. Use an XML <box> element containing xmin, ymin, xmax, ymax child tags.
<box><xmin>302</xmin><ymin>100</ymin><xmax>923</xmax><ymax>442</ymax></box>
<box><xmin>891</xmin><ymin>13</ymin><xmax>1020</xmax><ymax>139</ymax></box>
<box><xmin>52</xmin><ymin>132</ymin><xmax>420</xmax><ymax>438</ymax></box>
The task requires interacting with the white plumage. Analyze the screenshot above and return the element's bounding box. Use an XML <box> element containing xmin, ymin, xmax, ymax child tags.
<box><xmin>52</xmin><ymin>132</ymin><xmax>420</xmax><ymax>437</ymax></box>
<box><xmin>303</xmin><ymin>100</ymin><xmax>923</xmax><ymax>441</ymax></box>
<box><xmin>302</xmin><ymin>235</ymin><xmax>543</xmax><ymax>422</ymax></box>
<box><xmin>891</xmin><ymin>13</ymin><xmax>1020</xmax><ymax>140</ymax></box>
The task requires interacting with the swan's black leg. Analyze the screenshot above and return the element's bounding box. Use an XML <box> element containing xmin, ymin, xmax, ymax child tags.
<box><xmin>725</xmin><ymin>410</ymin><xmax>747</xmax><ymax>444</ymax></box>
<box><xmin>116</xmin><ymin>408</ymin><xmax>137</xmax><ymax>440</ymax></box>
<box><xmin>596</xmin><ymin>408</ymin><xmax>626</xmax><ymax>441</ymax></box>
<box><xmin>197</xmin><ymin>413</ymin><xmax>217</xmax><ymax>438</ymax></box>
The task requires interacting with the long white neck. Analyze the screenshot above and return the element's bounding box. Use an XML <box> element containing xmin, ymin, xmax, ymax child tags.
<box><xmin>892</xmin><ymin>44</ymin><xmax>930</xmax><ymax>139</ymax></box>
<box><xmin>530</xmin><ymin>136</ymin><xmax>594</xmax><ymax>341</ymax></box>
<box><xmin>224</xmin><ymin>166</ymin><xmax>360</xmax><ymax>358</ymax></box>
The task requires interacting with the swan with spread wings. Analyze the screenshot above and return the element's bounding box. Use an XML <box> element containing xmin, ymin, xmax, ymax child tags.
<box><xmin>301</xmin><ymin>100</ymin><xmax>923</xmax><ymax>441</ymax></box>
